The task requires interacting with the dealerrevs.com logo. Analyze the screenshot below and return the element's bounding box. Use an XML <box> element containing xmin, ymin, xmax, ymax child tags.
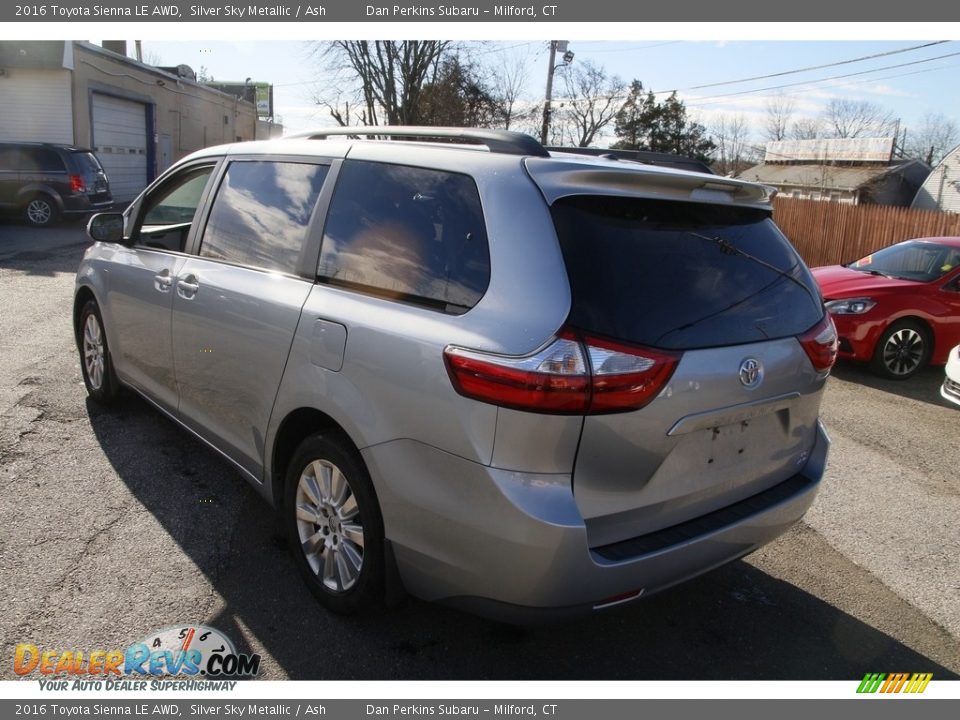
<box><xmin>14</xmin><ymin>625</ymin><xmax>261</xmax><ymax>690</ymax></box>
<box><xmin>857</xmin><ymin>673</ymin><xmax>933</xmax><ymax>694</ymax></box>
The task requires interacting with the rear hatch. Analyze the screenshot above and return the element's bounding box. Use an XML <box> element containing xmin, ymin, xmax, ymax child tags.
<box><xmin>71</xmin><ymin>150</ymin><xmax>111</xmax><ymax>203</ymax></box>
<box><xmin>548</xmin><ymin>191</ymin><xmax>831</xmax><ymax>549</ymax></box>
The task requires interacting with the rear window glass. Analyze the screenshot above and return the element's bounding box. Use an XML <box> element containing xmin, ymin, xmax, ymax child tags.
<box><xmin>551</xmin><ymin>196</ymin><xmax>823</xmax><ymax>350</ymax></box>
<box><xmin>318</xmin><ymin>160</ymin><xmax>490</xmax><ymax>314</ymax></box>
<box><xmin>72</xmin><ymin>152</ymin><xmax>103</xmax><ymax>174</ymax></box>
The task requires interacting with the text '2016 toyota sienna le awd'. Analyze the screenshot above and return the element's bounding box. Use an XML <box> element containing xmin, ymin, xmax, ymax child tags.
<box><xmin>75</xmin><ymin>128</ymin><xmax>837</xmax><ymax>621</ymax></box>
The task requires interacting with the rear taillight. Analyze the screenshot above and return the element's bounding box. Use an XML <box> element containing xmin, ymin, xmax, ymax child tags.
<box><xmin>584</xmin><ymin>334</ymin><xmax>680</xmax><ymax>413</ymax></box>
<box><xmin>69</xmin><ymin>174</ymin><xmax>85</xmax><ymax>193</ymax></box>
<box><xmin>443</xmin><ymin>328</ymin><xmax>680</xmax><ymax>415</ymax></box>
<box><xmin>799</xmin><ymin>314</ymin><xmax>839</xmax><ymax>374</ymax></box>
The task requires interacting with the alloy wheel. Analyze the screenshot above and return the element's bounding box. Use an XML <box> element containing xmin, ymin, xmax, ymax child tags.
<box><xmin>83</xmin><ymin>313</ymin><xmax>105</xmax><ymax>390</ymax></box>
<box><xmin>881</xmin><ymin>327</ymin><xmax>925</xmax><ymax>377</ymax></box>
<box><xmin>294</xmin><ymin>459</ymin><xmax>365</xmax><ymax>592</ymax></box>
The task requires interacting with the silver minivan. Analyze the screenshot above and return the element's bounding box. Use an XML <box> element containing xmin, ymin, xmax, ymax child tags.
<box><xmin>75</xmin><ymin>128</ymin><xmax>836</xmax><ymax>621</ymax></box>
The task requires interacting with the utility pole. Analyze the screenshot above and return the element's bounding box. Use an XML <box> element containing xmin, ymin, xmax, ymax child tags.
<box><xmin>540</xmin><ymin>41</ymin><xmax>574</xmax><ymax>145</ymax></box>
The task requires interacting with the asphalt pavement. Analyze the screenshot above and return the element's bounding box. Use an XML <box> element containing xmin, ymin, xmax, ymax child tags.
<box><xmin>1</xmin><ymin>222</ymin><xmax>958</xmax><ymax>680</ymax></box>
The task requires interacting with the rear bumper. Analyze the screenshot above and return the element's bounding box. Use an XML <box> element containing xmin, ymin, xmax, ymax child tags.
<box><xmin>363</xmin><ymin>421</ymin><xmax>829</xmax><ymax>623</ymax></box>
<box><xmin>61</xmin><ymin>193</ymin><xmax>114</xmax><ymax>215</ymax></box>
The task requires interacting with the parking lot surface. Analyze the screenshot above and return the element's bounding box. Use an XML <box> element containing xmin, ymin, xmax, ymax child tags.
<box><xmin>1</xmin><ymin>223</ymin><xmax>958</xmax><ymax>680</ymax></box>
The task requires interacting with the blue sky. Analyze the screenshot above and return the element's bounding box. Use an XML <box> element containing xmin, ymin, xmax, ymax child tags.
<box><xmin>137</xmin><ymin>37</ymin><xmax>960</xmax><ymax>147</ymax></box>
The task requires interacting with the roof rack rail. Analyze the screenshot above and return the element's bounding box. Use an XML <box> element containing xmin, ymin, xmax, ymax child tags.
<box><xmin>286</xmin><ymin>126</ymin><xmax>550</xmax><ymax>158</ymax></box>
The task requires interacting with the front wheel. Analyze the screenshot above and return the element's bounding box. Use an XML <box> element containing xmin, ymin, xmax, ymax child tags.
<box><xmin>77</xmin><ymin>300</ymin><xmax>120</xmax><ymax>404</ymax></box>
<box><xmin>871</xmin><ymin>320</ymin><xmax>930</xmax><ymax>380</ymax></box>
<box><xmin>284</xmin><ymin>433</ymin><xmax>384</xmax><ymax>614</ymax></box>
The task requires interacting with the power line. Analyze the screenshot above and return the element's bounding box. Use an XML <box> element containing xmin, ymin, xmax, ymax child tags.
<box><xmin>682</xmin><ymin>49</ymin><xmax>960</xmax><ymax>104</ymax></box>
<box><xmin>689</xmin><ymin>60</ymin><xmax>960</xmax><ymax>109</ymax></box>
<box><xmin>548</xmin><ymin>48</ymin><xmax>960</xmax><ymax>112</ymax></box>
<box><xmin>544</xmin><ymin>47</ymin><xmax>960</xmax><ymax>111</ymax></box>
<box><xmin>680</xmin><ymin>40</ymin><xmax>949</xmax><ymax>92</ymax></box>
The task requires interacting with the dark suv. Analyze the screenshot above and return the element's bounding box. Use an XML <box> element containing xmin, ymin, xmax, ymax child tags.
<box><xmin>0</xmin><ymin>142</ymin><xmax>112</xmax><ymax>226</ymax></box>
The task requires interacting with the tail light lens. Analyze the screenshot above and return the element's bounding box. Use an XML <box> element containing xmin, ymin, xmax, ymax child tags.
<box><xmin>584</xmin><ymin>335</ymin><xmax>680</xmax><ymax>413</ymax></box>
<box><xmin>69</xmin><ymin>174</ymin><xmax>86</xmax><ymax>193</ymax></box>
<box><xmin>799</xmin><ymin>314</ymin><xmax>839</xmax><ymax>374</ymax></box>
<box><xmin>444</xmin><ymin>328</ymin><xmax>680</xmax><ymax>415</ymax></box>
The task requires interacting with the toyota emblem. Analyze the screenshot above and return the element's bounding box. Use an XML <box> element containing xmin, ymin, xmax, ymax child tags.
<box><xmin>739</xmin><ymin>358</ymin><xmax>763</xmax><ymax>388</ymax></box>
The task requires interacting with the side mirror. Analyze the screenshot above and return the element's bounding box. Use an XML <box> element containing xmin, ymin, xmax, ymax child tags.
<box><xmin>87</xmin><ymin>213</ymin><xmax>125</xmax><ymax>244</ymax></box>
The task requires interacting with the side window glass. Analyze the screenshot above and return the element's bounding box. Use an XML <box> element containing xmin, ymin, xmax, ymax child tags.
<box><xmin>199</xmin><ymin>161</ymin><xmax>328</xmax><ymax>275</ymax></box>
<box><xmin>142</xmin><ymin>168</ymin><xmax>213</xmax><ymax>227</ymax></box>
<box><xmin>319</xmin><ymin>160</ymin><xmax>490</xmax><ymax>314</ymax></box>
<box><xmin>21</xmin><ymin>149</ymin><xmax>64</xmax><ymax>173</ymax></box>
<box><xmin>0</xmin><ymin>149</ymin><xmax>19</xmax><ymax>171</ymax></box>
<box><xmin>136</xmin><ymin>166</ymin><xmax>214</xmax><ymax>252</ymax></box>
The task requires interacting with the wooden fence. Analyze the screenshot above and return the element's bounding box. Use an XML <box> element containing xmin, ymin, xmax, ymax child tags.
<box><xmin>772</xmin><ymin>197</ymin><xmax>960</xmax><ymax>267</ymax></box>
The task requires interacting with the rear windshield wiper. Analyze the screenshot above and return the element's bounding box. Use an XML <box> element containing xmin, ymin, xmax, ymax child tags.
<box><xmin>685</xmin><ymin>231</ymin><xmax>822</xmax><ymax>313</ymax></box>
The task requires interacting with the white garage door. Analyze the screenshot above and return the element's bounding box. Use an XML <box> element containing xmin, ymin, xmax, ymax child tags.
<box><xmin>92</xmin><ymin>94</ymin><xmax>148</xmax><ymax>202</ymax></box>
<box><xmin>0</xmin><ymin>69</ymin><xmax>73</xmax><ymax>144</ymax></box>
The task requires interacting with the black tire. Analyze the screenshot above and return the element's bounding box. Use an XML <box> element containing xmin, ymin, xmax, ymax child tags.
<box><xmin>77</xmin><ymin>300</ymin><xmax>120</xmax><ymax>404</ymax></box>
<box><xmin>870</xmin><ymin>320</ymin><xmax>931</xmax><ymax>380</ymax></box>
<box><xmin>284</xmin><ymin>433</ymin><xmax>384</xmax><ymax>614</ymax></box>
<box><xmin>23</xmin><ymin>195</ymin><xmax>60</xmax><ymax>227</ymax></box>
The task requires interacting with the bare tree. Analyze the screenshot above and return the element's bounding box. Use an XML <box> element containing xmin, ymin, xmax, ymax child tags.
<box><xmin>142</xmin><ymin>49</ymin><xmax>164</xmax><ymax>67</ymax></box>
<box><xmin>791</xmin><ymin>117</ymin><xmax>823</xmax><ymax>140</ymax></box>
<box><xmin>822</xmin><ymin>98</ymin><xmax>897</xmax><ymax>138</ymax></box>
<box><xmin>553</xmin><ymin>60</ymin><xmax>626</xmax><ymax>147</ymax></box>
<box><xmin>314</xmin><ymin>41</ymin><xmax>453</xmax><ymax>126</ymax></box>
<box><xmin>490</xmin><ymin>53</ymin><xmax>531</xmax><ymax>130</ymax></box>
<box><xmin>763</xmin><ymin>93</ymin><xmax>795</xmax><ymax>142</ymax></box>
<box><xmin>710</xmin><ymin>113</ymin><xmax>754</xmax><ymax>176</ymax></box>
<box><xmin>904</xmin><ymin>112</ymin><xmax>959</xmax><ymax>165</ymax></box>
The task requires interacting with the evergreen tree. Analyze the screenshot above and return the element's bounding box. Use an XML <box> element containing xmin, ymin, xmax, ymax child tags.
<box><xmin>612</xmin><ymin>84</ymin><xmax>716</xmax><ymax>162</ymax></box>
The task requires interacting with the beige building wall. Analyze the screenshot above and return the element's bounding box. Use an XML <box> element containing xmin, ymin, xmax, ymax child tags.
<box><xmin>70</xmin><ymin>43</ymin><xmax>257</xmax><ymax>174</ymax></box>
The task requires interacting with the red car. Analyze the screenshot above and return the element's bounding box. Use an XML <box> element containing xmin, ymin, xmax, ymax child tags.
<box><xmin>812</xmin><ymin>237</ymin><xmax>960</xmax><ymax>379</ymax></box>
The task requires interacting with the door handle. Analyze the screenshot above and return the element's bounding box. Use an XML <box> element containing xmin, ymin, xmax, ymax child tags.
<box><xmin>177</xmin><ymin>274</ymin><xmax>199</xmax><ymax>299</ymax></box>
<box><xmin>153</xmin><ymin>269</ymin><xmax>173</xmax><ymax>293</ymax></box>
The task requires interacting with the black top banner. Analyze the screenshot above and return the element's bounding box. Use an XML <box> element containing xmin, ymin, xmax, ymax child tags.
<box><xmin>5</xmin><ymin>0</ymin><xmax>960</xmax><ymax>22</ymax></box>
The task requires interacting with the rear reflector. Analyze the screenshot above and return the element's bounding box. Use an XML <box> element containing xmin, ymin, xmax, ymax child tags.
<box><xmin>444</xmin><ymin>328</ymin><xmax>680</xmax><ymax>415</ymax></box>
<box><xmin>69</xmin><ymin>174</ymin><xmax>85</xmax><ymax>193</ymax></box>
<box><xmin>799</xmin><ymin>314</ymin><xmax>839</xmax><ymax>374</ymax></box>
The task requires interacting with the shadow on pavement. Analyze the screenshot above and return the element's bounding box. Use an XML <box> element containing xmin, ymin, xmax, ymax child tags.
<box><xmin>0</xmin><ymin>220</ymin><xmax>90</xmax><ymax>277</ymax></box>
<box><xmin>86</xmin><ymin>393</ymin><xmax>960</xmax><ymax>680</ymax></box>
<box><xmin>830</xmin><ymin>361</ymin><xmax>950</xmax><ymax>409</ymax></box>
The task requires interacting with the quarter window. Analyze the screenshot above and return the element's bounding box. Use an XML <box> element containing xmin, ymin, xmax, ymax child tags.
<box><xmin>318</xmin><ymin>160</ymin><xmax>490</xmax><ymax>314</ymax></box>
<box><xmin>136</xmin><ymin>165</ymin><xmax>215</xmax><ymax>252</ymax></box>
<box><xmin>200</xmin><ymin>161</ymin><xmax>328</xmax><ymax>275</ymax></box>
<box><xmin>143</xmin><ymin>168</ymin><xmax>214</xmax><ymax>227</ymax></box>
